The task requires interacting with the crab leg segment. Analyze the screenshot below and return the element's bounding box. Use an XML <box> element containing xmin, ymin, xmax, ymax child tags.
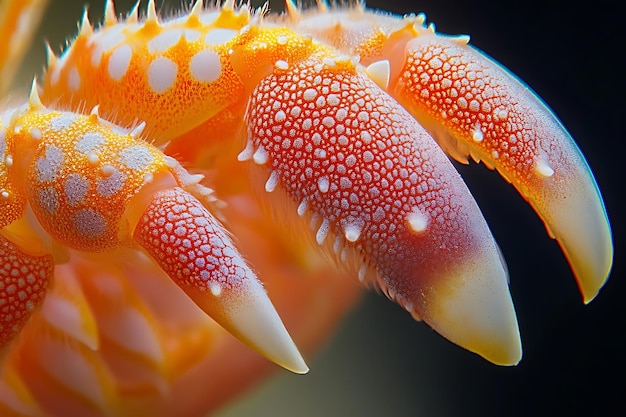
<box><xmin>244</xmin><ymin>56</ymin><xmax>521</xmax><ymax>365</ymax></box>
<box><xmin>133</xmin><ymin>187</ymin><xmax>308</xmax><ymax>374</ymax></box>
<box><xmin>388</xmin><ymin>33</ymin><xmax>612</xmax><ymax>302</ymax></box>
<box><xmin>0</xmin><ymin>235</ymin><xmax>54</xmax><ymax>351</ymax></box>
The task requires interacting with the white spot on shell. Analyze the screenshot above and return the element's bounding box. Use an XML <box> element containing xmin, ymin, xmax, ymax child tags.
<box><xmin>303</xmin><ymin>88</ymin><xmax>317</xmax><ymax>101</ymax></box>
<box><xmin>317</xmin><ymin>177</ymin><xmax>329</xmax><ymax>193</ymax></box>
<box><xmin>535</xmin><ymin>159</ymin><xmax>554</xmax><ymax>177</ymax></box>
<box><xmin>97</xmin><ymin>168</ymin><xmax>126</xmax><ymax>197</ymax></box>
<box><xmin>472</xmin><ymin>127</ymin><xmax>484</xmax><ymax>142</ymax></box>
<box><xmin>407</xmin><ymin>209</ymin><xmax>428</xmax><ymax>233</ymax></box>
<box><xmin>73</xmin><ymin>209</ymin><xmax>107</xmax><ymax>238</ymax></box>
<box><xmin>183</xmin><ymin>29</ymin><xmax>201</xmax><ymax>42</ymax></box>
<box><xmin>265</xmin><ymin>170</ymin><xmax>279</xmax><ymax>192</ymax></box>
<box><xmin>30</xmin><ymin>128</ymin><xmax>42</xmax><ymax>140</ymax></box>
<box><xmin>275</xmin><ymin>60</ymin><xmax>288</xmax><ymax>70</ymax></box>
<box><xmin>76</xmin><ymin>132</ymin><xmax>105</xmax><ymax>155</ymax></box>
<box><xmin>189</xmin><ymin>49</ymin><xmax>221</xmax><ymax>82</ymax></box>
<box><xmin>119</xmin><ymin>145</ymin><xmax>154</xmax><ymax>170</ymax></box>
<box><xmin>108</xmin><ymin>44</ymin><xmax>132</xmax><ymax>80</ymax></box>
<box><xmin>204</xmin><ymin>28</ymin><xmax>238</xmax><ymax>45</ymax></box>
<box><xmin>65</xmin><ymin>174</ymin><xmax>89</xmax><ymax>206</ymax></box>
<box><xmin>344</xmin><ymin>224</ymin><xmax>361</xmax><ymax>242</ymax></box>
<box><xmin>316</xmin><ymin>218</ymin><xmax>330</xmax><ymax>245</ymax></box>
<box><xmin>36</xmin><ymin>145</ymin><xmax>64</xmax><ymax>182</ymax></box>
<box><xmin>297</xmin><ymin>199</ymin><xmax>307</xmax><ymax>216</ymax></box>
<box><xmin>148</xmin><ymin>57</ymin><xmax>177</xmax><ymax>93</ymax></box>
<box><xmin>147</xmin><ymin>29</ymin><xmax>182</xmax><ymax>54</ymax></box>
<box><xmin>252</xmin><ymin>146</ymin><xmax>268</xmax><ymax>165</ymax></box>
<box><xmin>209</xmin><ymin>282</ymin><xmax>222</xmax><ymax>296</ymax></box>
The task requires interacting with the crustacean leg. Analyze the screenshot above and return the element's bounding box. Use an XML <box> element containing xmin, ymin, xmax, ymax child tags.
<box><xmin>290</xmin><ymin>3</ymin><xmax>613</xmax><ymax>303</ymax></box>
<box><xmin>0</xmin><ymin>88</ymin><xmax>307</xmax><ymax>373</ymax></box>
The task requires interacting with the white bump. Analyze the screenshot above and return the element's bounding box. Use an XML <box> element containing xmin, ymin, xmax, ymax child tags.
<box><xmin>265</xmin><ymin>170</ymin><xmax>280</xmax><ymax>192</ymax></box>
<box><xmin>344</xmin><ymin>224</ymin><xmax>361</xmax><ymax>242</ymax></box>
<box><xmin>209</xmin><ymin>282</ymin><xmax>222</xmax><ymax>296</ymax></box>
<box><xmin>189</xmin><ymin>49</ymin><xmax>221</xmax><ymax>82</ymax></box>
<box><xmin>275</xmin><ymin>110</ymin><xmax>286</xmax><ymax>122</ymax></box>
<box><xmin>147</xmin><ymin>29</ymin><xmax>182</xmax><ymax>54</ymax></box>
<box><xmin>36</xmin><ymin>145</ymin><xmax>64</xmax><ymax>182</ymax></box>
<box><xmin>49</xmin><ymin>114</ymin><xmax>76</xmax><ymax>131</ymax></box>
<box><xmin>237</xmin><ymin>140</ymin><xmax>254</xmax><ymax>161</ymax></box>
<box><xmin>252</xmin><ymin>146</ymin><xmax>269</xmax><ymax>165</ymax></box>
<box><xmin>297</xmin><ymin>199</ymin><xmax>307</xmax><ymax>216</ymax></box>
<box><xmin>275</xmin><ymin>60</ymin><xmax>289</xmax><ymax>70</ymax></box>
<box><xmin>108</xmin><ymin>44</ymin><xmax>132</xmax><ymax>80</ymax></box>
<box><xmin>204</xmin><ymin>28</ymin><xmax>238</xmax><ymax>45</ymax></box>
<box><xmin>407</xmin><ymin>209</ymin><xmax>428</xmax><ymax>233</ymax></box>
<box><xmin>317</xmin><ymin>177</ymin><xmax>329</xmax><ymax>193</ymax></box>
<box><xmin>316</xmin><ymin>218</ymin><xmax>330</xmax><ymax>245</ymax></box>
<box><xmin>30</xmin><ymin>128</ymin><xmax>42</xmax><ymax>140</ymax></box>
<box><xmin>148</xmin><ymin>57</ymin><xmax>177</xmax><ymax>93</ymax></box>
<box><xmin>535</xmin><ymin>159</ymin><xmax>555</xmax><ymax>177</ymax></box>
<box><xmin>101</xmin><ymin>164</ymin><xmax>116</xmax><ymax>176</ymax></box>
<box><xmin>303</xmin><ymin>88</ymin><xmax>317</xmax><ymax>101</ymax></box>
<box><xmin>472</xmin><ymin>127</ymin><xmax>484</xmax><ymax>142</ymax></box>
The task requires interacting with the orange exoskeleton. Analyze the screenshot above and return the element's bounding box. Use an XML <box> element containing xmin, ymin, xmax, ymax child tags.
<box><xmin>0</xmin><ymin>0</ymin><xmax>613</xmax><ymax>416</ymax></box>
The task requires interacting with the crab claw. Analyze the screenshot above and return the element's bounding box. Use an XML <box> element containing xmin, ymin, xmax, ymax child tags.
<box><xmin>390</xmin><ymin>33</ymin><xmax>613</xmax><ymax>303</ymax></box>
<box><xmin>133</xmin><ymin>187</ymin><xmax>308</xmax><ymax>374</ymax></box>
<box><xmin>244</xmin><ymin>57</ymin><xmax>521</xmax><ymax>364</ymax></box>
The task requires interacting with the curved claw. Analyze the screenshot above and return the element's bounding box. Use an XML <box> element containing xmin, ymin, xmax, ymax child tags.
<box><xmin>244</xmin><ymin>56</ymin><xmax>521</xmax><ymax>365</ymax></box>
<box><xmin>133</xmin><ymin>187</ymin><xmax>308</xmax><ymax>374</ymax></box>
<box><xmin>389</xmin><ymin>33</ymin><xmax>613</xmax><ymax>302</ymax></box>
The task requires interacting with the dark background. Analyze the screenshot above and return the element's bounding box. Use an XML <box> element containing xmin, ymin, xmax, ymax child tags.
<box><xmin>18</xmin><ymin>1</ymin><xmax>624</xmax><ymax>416</ymax></box>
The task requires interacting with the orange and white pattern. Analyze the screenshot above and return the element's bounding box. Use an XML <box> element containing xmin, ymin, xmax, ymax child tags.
<box><xmin>0</xmin><ymin>1</ymin><xmax>613</xmax><ymax>416</ymax></box>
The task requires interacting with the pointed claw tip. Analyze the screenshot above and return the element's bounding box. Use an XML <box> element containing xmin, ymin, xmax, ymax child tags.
<box><xmin>418</xmin><ymin>245</ymin><xmax>522</xmax><ymax>366</ymax></box>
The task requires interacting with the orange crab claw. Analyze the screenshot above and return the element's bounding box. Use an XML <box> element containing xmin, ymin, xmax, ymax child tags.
<box><xmin>243</xmin><ymin>55</ymin><xmax>521</xmax><ymax>365</ymax></box>
<box><xmin>390</xmin><ymin>28</ymin><xmax>613</xmax><ymax>303</ymax></box>
<box><xmin>134</xmin><ymin>187</ymin><xmax>309</xmax><ymax>374</ymax></box>
<box><xmin>292</xmin><ymin>6</ymin><xmax>613</xmax><ymax>304</ymax></box>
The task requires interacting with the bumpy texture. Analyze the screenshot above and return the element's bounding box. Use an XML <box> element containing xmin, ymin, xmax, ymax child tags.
<box><xmin>0</xmin><ymin>1</ymin><xmax>613</xmax><ymax>416</ymax></box>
